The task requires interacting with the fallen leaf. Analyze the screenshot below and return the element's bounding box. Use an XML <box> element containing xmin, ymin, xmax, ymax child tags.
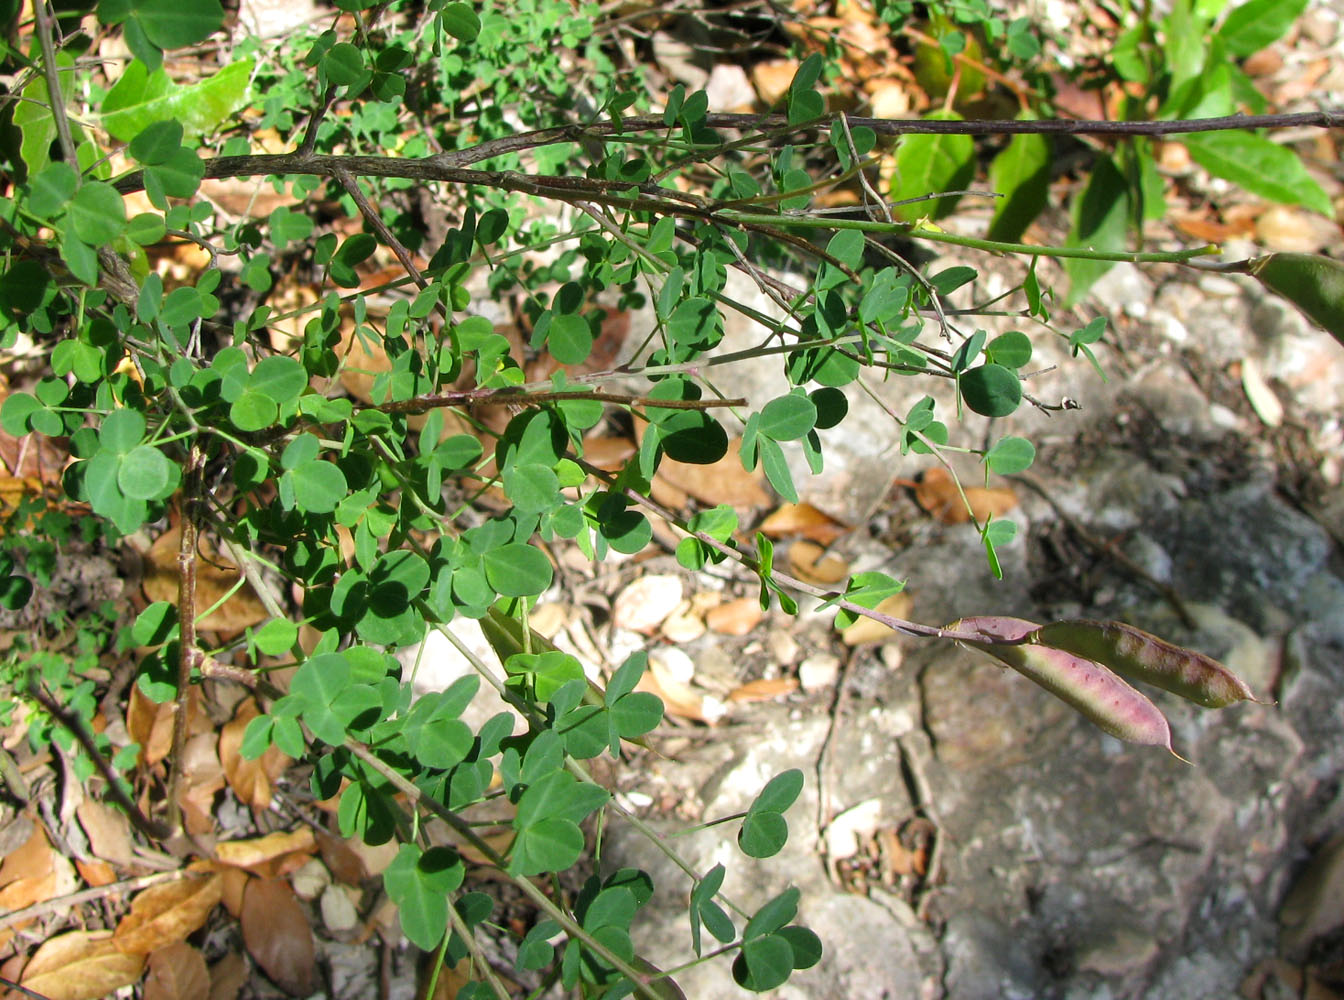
<box><xmin>727</xmin><ymin>677</ymin><xmax>799</xmax><ymax>703</ymax></box>
<box><xmin>219</xmin><ymin>698</ymin><xmax>290</xmax><ymax>811</ymax></box>
<box><xmin>127</xmin><ymin>685</ymin><xmax>206</xmax><ymax>768</ymax></box>
<box><xmin>840</xmin><ymin>592</ymin><xmax>915</xmax><ymax>645</ymax></box>
<box><xmin>419</xmin><ymin>956</ymin><xmax>475</xmax><ymax>999</ymax></box>
<box><xmin>113</xmin><ymin>873</ymin><xmax>223</xmax><ymax>956</ymax></box>
<box><xmin>208</xmin><ymin>952</ymin><xmax>248</xmax><ymax>1000</ymax></box>
<box><xmin>580</xmin><ymin>434</ymin><xmax>637</xmax><ymax>471</ymax></box>
<box><xmin>751</xmin><ymin>59</ymin><xmax>798</xmax><ymax>106</ymax></box>
<box><xmin>141</xmin><ymin>525</ymin><xmax>268</xmax><ymax>633</ymax></box>
<box><xmin>218</xmin><ymin>867</ymin><xmax>248</xmax><ymax>918</ymax></box>
<box><xmin>636</xmin><ymin>660</ymin><xmax>726</xmax><ymax>724</ymax></box>
<box><xmin>75</xmin><ymin>858</ymin><xmax>118</xmax><ymax>887</ymax></box>
<box><xmin>0</xmin><ymin>823</ymin><xmax>52</xmax><ymax>888</ymax></box>
<box><xmin>315</xmin><ymin>830</ymin><xmax>367</xmax><ymax>887</ymax></box>
<box><xmin>640</xmin><ymin>428</ymin><xmax>771</xmax><ymax>510</ymax></box>
<box><xmin>143</xmin><ymin>941</ymin><xmax>210</xmax><ymax>1000</ymax></box>
<box><xmin>21</xmin><ymin>931</ymin><xmax>146</xmax><ymax>1000</ymax></box>
<box><xmin>705</xmin><ymin>596</ymin><xmax>763</xmax><ymax>636</ymax></box>
<box><xmin>1241</xmin><ymin>355</ymin><xmax>1284</xmax><ymax>428</ymax></box>
<box><xmin>179</xmin><ymin>731</ymin><xmax>226</xmax><ymax>837</ymax></box>
<box><xmin>914</xmin><ymin>467</ymin><xmax>1017</xmax><ymax>524</ymax></box>
<box><xmin>787</xmin><ymin>540</ymin><xmax>850</xmax><ymax>585</ymax></box>
<box><xmin>214</xmin><ymin>828</ymin><xmax>317</xmax><ymax>871</ymax></box>
<box><xmin>241</xmin><ymin>877</ymin><xmax>316</xmax><ymax>997</ymax></box>
<box><xmin>77</xmin><ymin>800</ymin><xmax>135</xmax><ymax>868</ymax></box>
<box><xmin>759</xmin><ymin>502</ymin><xmax>850</xmax><ymax>545</ymax></box>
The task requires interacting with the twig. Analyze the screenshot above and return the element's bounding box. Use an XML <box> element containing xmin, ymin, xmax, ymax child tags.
<box><xmin>0</xmin><ymin>870</ymin><xmax>200</xmax><ymax>931</ymax></box>
<box><xmin>1009</xmin><ymin>473</ymin><xmax>1197</xmax><ymax>629</ymax></box>
<box><xmin>21</xmin><ymin>683</ymin><xmax>169</xmax><ymax>841</ymax></box>
<box><xmin>165</xmin><ymin>444</ymin><xmax>206</xmax><ymax>837</ymax></box>
<box><xmin>32</xmin><ymin>0</ymin><xmax>76</xmax><ymax>166</ymax></box>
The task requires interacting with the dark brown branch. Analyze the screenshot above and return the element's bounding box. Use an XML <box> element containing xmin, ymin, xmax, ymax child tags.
<box><xmin>112</xmin><ymin>110</ymin><xmax>1342</xmax><ymax>198</ymax></box>
<box><xmin>370</xmin><ymin>389</ymin><xmax>747</xmax><ymax>416</ymax></box>
<box><xmin>165</xmin><ymin>444</ymin><xmax>206</xmax><ymax>836</ymax></box>
<box><xmin>26</xmin><ymin>682</ymin><xmax>172</xmax><ymax>841</ymax></box>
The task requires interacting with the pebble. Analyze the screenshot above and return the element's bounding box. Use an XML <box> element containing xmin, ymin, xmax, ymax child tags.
<box><xmin>799</xmin><ymin>653</ymin><xmax>842</xmax><ymax>692</ymax></box>
<box><xmin>290</xmin><ymin>859</ymin><xmax>330</xmax><ymax>901</ymax></box>
<box><xmin>650</xmin><ymin>646</ymin><xmax>696</xmax><ymax>685</ymax></box>
<box><xmin>612</xmin><ymin>575</ymin><xmax>684</xmax><ymax>633</ymax></box>
<box><xmin>320</xmin><ymin>884</ymin><xmax>360</xmax><ymax>934</ymax></box>
<box><xmin>767</xmin><ymin>630</ymin><xmax>801</xmax><ymax>666</ymax></box>
<box><xmin>660</xmin><ymin>602</ymin><xmax>706</xmax><ymax>643</ymax></box>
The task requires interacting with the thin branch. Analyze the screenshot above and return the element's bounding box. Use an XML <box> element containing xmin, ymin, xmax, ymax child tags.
<box><xmin>165</xmin><ymin>444</ymin><xmax>206</xmax><ymax>837</ymax></box>
<box><xmin>370</xmin><ymin>388</ymin><xmax>747</xmax><ymax>416</ymax></box>
<box><xmin>32</xmin><ymin>0</ymin><xmax>76</xmax><ymax>166</ymax></box>
<box><xmin>25</xmin><ymin>682</ymin><xmax>171</xmax><ymax>842</ymax></box>
<box><xmin>0</xmin><ymin>870</ymin><xmax>201</xmax><ymax>931</ymax></box>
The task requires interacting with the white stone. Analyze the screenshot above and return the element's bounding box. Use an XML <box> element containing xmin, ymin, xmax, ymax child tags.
<box><xmin>799</xmin><ymin>654</ymin><xmax>842</xmax><ymax>692</ymax></box>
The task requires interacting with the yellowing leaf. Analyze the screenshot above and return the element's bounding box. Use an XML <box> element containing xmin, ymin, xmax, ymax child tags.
<box><xmin>22</xmin><ymin>931</ymin><xmax>145</xmax><ymax>1000</ymax></box>
<box><xmin>113</xmin><ymin>874</ymin><xmax>223</xmax><ymax>956</ymax></box>
<box><xmin>214</xmin><ymin>828</ymin><xmax>317</xmax><ymax>871</ymax></box>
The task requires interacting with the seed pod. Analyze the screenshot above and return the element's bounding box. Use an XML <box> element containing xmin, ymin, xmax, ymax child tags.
<box><xmin>1030</xmin><ymin>619</ymin><xmax>1256</xmax><ymax>709</ymax></box>
<box><xmin>948</xmin><ymin>617</ymin><xmax>1175</xmax><ymax>751</ymax></box>
<box><xmin>1249</xmin><ymin>252</ymin><xmax>1344</xmax><ymax>347</ymax></box>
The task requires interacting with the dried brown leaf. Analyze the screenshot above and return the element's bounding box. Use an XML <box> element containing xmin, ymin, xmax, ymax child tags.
<box><xmin>760</xmin><ymin>502</ymin><xmax>849</xmax><ymax>545</ymax></box>
<box><xmin>143</xmin><ymin>941</ymin><xmax>210</xmax><ymax>1000</ymax></box>
<box><xmin>0</xmin><ymin>824</ymin><xmax>52</xmax><ymax>888</ymax></box>
<box><xmin>76</xmin><ymin>800</ymin><xmax>135</xmax><ymax>868</ymax></box>
<box><xmin>214</xmin><ymin>828</ymin><xmax>317</xmax><ymax>871</ymax></box>
<box><xmin>315</xmin><ymin>831</ymin><xmax>367</xmax><ymax>887</ymax></box>
<box><xmin>705</xmin><ymin>596</ymin><xmax>763</xmax><ymax>636</ymax></box>
<box><xmin>75</xmin><ymin>858</ymin><xmax>118</xmax><ymax>888</ymax></box>
<box><xmin>218</xmin><ymin>867</ymin><xmax>248</xmax><ymax>918</ymax></box>
<box><xmin>637</xmin><ymin>660</ymin><xmax>726</xmax><ymax>724</ymax></box>
<box><xmin>179</xmin><ymin>731</ymin><xmax>226</xmax><ymax>837</ymax></box>
<box><xmin>208</xmin><ymin>952</ymin><xmax>248</xmax><ymax>1000</ymax></box>
<box><xmin>141</xmin><ymin>526</ymin><xmax>268</xmax><ymax>633</ymax></box>
<box><xmin>0</xmin><ymin>825</ymin><xmax>59</xmax><ymax>913</ymax></box>
<box><xmin>840</xmin><ymin>592</ymin><xmax>915</xmax><ymax>645</ymax></box>
<box><xmin>219</xmin><ymin>698</ymin><xmax>290</xmax><ymax>811</ymax></box>
<box><xmin>241</xmin><ymin>877</ymin><xmax>315</xmax><ymax>997</ymax></box>
<box><xmin>727</xmin><ymin>677</ymin><xmax>799</xmax><ymax>703</ymax></box>
<box><xmin>787</xmin><ymin>540</ymin><xmax>850</xmax><ymax>585</ymax></box>
<box><xmin>914</xmin><ymin>467</ymin><xmax>1017</xmax><ymax>524</ymax></box>
<box><xmin>21</xmin><ymin>931</ymin><xmax>146</xmax><ymax>1000</ymax></box>
<box><xmin>113</xmin><ymin>873</ymin><xmax>223</xmax><ymax>956</ymax></box>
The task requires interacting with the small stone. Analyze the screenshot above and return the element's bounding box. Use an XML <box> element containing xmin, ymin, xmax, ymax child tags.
<box><xmin>767</xmin><ymin>630</ymin><xmax>800</xmax><ymax>666</ymax></box>
<box><xmin>879</xmin><ymin>644</ymin><xmax>905</xmax><ymax>672</ymax></box>
<box><xmin>650</xmin><ymin>646</ymin><xmax>696</xmax><ymax>685</ymax></box>
<box><xmin>289</xmin><ymin>859</ymin><xmax>330</xmax><ymax>901</ymax></box>
<box><xmin>660</xmin><ymin>602</ymin><xmax>706</xmax><ymax>643</ymax></box>
<box><xmin>705</xmin><ymin>64</ymin><xmax>755</xmax><ymax>113</ymax></box>
<box><xmin>823</xmin><ymin>798</ymin><xmax>883</xmax><ymax>860</ymax></box>
<box><xmin>320</xmin><ymin>884</ymin><xmax>360</xmax><ymax>934</ymax></box>
<box><xmin>528</xmin><ymin>601</ymin><xmax>568</xmax><ymax>639</ymax></box>
<box><xmin>612</xmin><ymin>575</ymin><xmax>684</xmax><ymax>634</ymax></box>
<box><xmin>799</xmin><ymin>653</ymin><xmax>841</xmax><ymax>692</ymax></box>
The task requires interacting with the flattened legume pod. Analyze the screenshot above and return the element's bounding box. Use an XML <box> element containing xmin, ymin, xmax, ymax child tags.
<box><xmin>948</xmin><ymin>617</ymin><xmax>1175</xmax><ymax>751</ymax></box>
<box><xmin>1029</xmin><ymin>619</ymin><xmax>1256</xmax><ymax>709</ymax></box>
<box><xmin>1248</xmin><ymin>252</ymin><xmax>1344</xmax><ymax>347</ymax></box>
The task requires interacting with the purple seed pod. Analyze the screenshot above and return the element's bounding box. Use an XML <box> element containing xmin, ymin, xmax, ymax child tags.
<box><xmin>1029</xmin><ymin>620</ymin><xmax>1257</xmax><ymax>709</ymax></box>
<box><xmin>948</xmin><ymin>617</ymin><xmax>1177</xmax><ymax>752</ymax></box>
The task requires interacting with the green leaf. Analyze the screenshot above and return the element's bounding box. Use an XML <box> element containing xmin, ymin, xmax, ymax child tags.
<box><xmin>752</xmin><ymin>769</ymin><xmax>803</xmax><ymax>814</ymax></box>
<box><xmin>778</xmin><ymin>926</ymin><xmax>823</xmax><ymax>970</ymax></box>
<box><xmin>101</xmin><ymin>59</ymin><xmax>254</xmax><ymax>142</ymax></box>
<box><xmin>131</xmin><ymin>602</ymin><xmax>178</xmax><ymax>645</ymax></box>
<box><xmin>983</xmin><ymin>436</ymin><xmax>1036</xmax><ymax>475</ymax></box>
<box><xmin>439</xmin><ymin>2</ymin><xmax>482</xmax><ymax>41</ymax></box>
<box><xmin>250</xmin><ymin>355</ymin><xmax>307</xmax><ymax>404</ymax></box>
<box><xmin>733</xmin><ymin>934</ymin><xmax>795</xmax><ymax>992</ymax></box>
<box><xmin>987</xmin><ymin>129</ymin><xmax>1051</xmax><ymax>243</ymax></box>
<box><xmin>482</xmin><ymin>542</ymin><xmax>553</xmax><ymax>598</ymax></box>
<box><xmin>890</xmin><ymin>112</ymin><xmax>975</xmax><ymax>222</ymax></box>
<box><xmin>117</xmin><ymin>445</ymin><xmax>173</xmax><ymax>500</ymax></box>
<box><xmin>67</xmin><ymin>182</ymin><xmax>127</xmax><ymax>246</ymax></box>
<box><xmin>1219</xmin><ymin>0</ymin><xmax>1308</xmax><ymax>56</ymax></box>
<box><xmin>100</xmin><ymin>408</ymin><xmax>147</xmax><ymax>454</ymax></box>
<box><xmin>757</xmin><ymin>437</ymin><xmax>798</xmax><ymax>504</ymax></box>
<box><xmin>1063</xmin><ymin>154</ymin><xmax>1129</xmax><ymax>306</ymax></box>
<box><xmin>831</xmin><ymin>571</ymin><xmax>905</xmax><ymax>628</ymax></box>
<box><xmin>960</xmin><ymin>364</ymin><xmax>1022</xmax><ymax>417</ymax></box>
<box><xmin>145</xmin><ymin>147</ymin><xmax>205</xmax><ymax>201</ymax></box>
<box><xmin>384</xmin><ymin>845</ymin><xmax>464</xmax><ymax>951</ymax></box>
<box><xmin>321</xmin><ymin>42</ymin><xmax>366</xmax><ymax>86</ymax></box>
<box><xmin>738</xmin><ymin>811</ymin><xmax>788</xmax><ymax>858</ymax></box>
<box><xmin>132</xmin><ymin>0</ymin><xmax>224</xmax><ymax>49</ymax></box>
<box><xmin>128</xmin><ymin>120</ymin><xmax>184</xmax><ymax>165</ymax></box>
<box><xmin>545</xmin><ymin>312</ymin><xmax>592</xmax><ymax>366</ymax></box>
<box><xmin>288</xmin><ymin>461</ymin><xmax>348</xmax><ymax>514</ymax></box>
<box><xmin>229</xmin><ymin>390</ymin><xmax>279</xmax><ymax>432</ymax></box>
<box><xmin>252</xmin><ymin>618</ymin><xmax>298</xmax><ymax>656</ymax></box>
<box><xmin>744</xmin><ymin>889</ymin><xmax>799</xmax><ymax>940</ymax></box>
<box><xmin>511</xmin><ymin>817</ymin><xmax>583</xmax><ymax>876</ymax></box>
<box><xmin>757</xmin><ymin>393</ymin><xmax>817</xmax><ymax>442</ymax></box>
<box><xmin>1182</xmin><ymin>131</ymin><xmax>1333</xmax><ymax>217</ymax></box>
<box><xmin>985</xmin><ymin>330</ymin><xmax>1032</xmax><ymax>369</ymax></box>
<box><xmin>269</xmin><ymin>208</ymin><xmax>314</xmax><ymax>249</ymax></box>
